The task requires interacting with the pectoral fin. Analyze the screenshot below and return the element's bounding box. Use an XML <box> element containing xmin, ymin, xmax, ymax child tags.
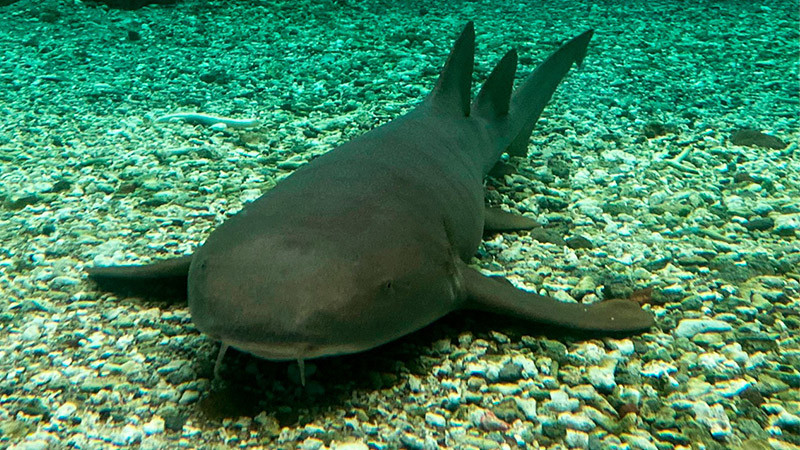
<box><xmin>484</xmin><ymin>206</ymin><xmax>541</xmax><ymax>231</ymax></box>
<box><xmin>460</xmin><ymin>262</ymin><xmax>654</xmax><ymax>332</ymax></box>
<box><xmin>87</xmin><ymin>255</ymin><xmax>192</xmax><ymax>302</ymax></box>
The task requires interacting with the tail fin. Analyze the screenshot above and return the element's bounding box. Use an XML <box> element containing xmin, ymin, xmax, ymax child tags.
<box><xmin>472</xmin><ymin>49</ymin><xmax>517</xmax><ymax>120</ymax></box>
<box><xmin>426</xmin><ymin>21</ymin><xmax>475</xmax><ymax>117</ymax></box>
<box><xmin>506</xmin><ymin>30</ymin><xmax>593</xmax><ymax>157</ymax></box>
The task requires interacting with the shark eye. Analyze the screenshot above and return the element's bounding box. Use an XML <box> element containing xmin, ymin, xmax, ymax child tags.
<box><xmin>381</xmin><ymin>280</ymin><xmax>394</xmax><ymax>294</ymax></box>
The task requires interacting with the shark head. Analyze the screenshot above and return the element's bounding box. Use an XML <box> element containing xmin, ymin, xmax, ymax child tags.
<box><xmin>187</xmin><ymin>217</ymin><xmax>462</xmax><ymax>361</ymax></box>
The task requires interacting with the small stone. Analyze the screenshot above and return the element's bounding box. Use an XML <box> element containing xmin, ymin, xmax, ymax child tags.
<box><xmin>112</xmin><ymin>424</ymin><xmax>143</xmax><ymax>445</ymax></box>
<box><xmin>772</xmin><ymin>407</ymin><xmax>800</xmax><ymax>430</ymax></box>
<box><xmin>641</xmin><ymin>360</ymin><xmax>677</xmax><ymax>378</ymax></box>
<box><xmin>546</xmin><ymin>390</ymin><xmax>580</xmax><ymax>413</ymax></box>
<box><xmin>496</xmin><ymin>361</ymin><xmax>523</xmax><ymax>382</ymax></box>
<box><xmin>621</xmin><ymin>433</ymin><xmax>659</xmax><ymax>450</ymax></box>
<box><xmin>773</xmin><ymin>213</ymin><xmax>800</xmax><ymax>236</ymax></box>
<box><xmin>299</xmin><ymin>437</ymin><xmax>324</xmax><ymax>450</ymax></box>
<box><xmin>757</xmin><ymin>373</ymin><xmax>790</xmax><ymax>395</ymax></box>
<box><xmin>731</xmin><ymin>129</ymin><xmax>787</xmax><ymax>149</ymax></box>
<box><xmin>674</xmin><ymin>319</ymin><xmax>732</xmax><ymax>338</ymax></box>
<box><xmin>572</xmin><ymin>275</ymin><xmax>597</xmax><ymax>299</ymax></box>
<box><xmin>143</xmin><ymin>416</ymin><xmax>165</xmax><ymax>435</ymax></box>
<box><xmin>53</xmin><ymin>402</ymin><xmax>77</xmax><ymax>420</ymax></box>
<box><xmin>586</xmin><ymin>357</ymin><xmax>618</xmax><ymax>393</ymax></box>
<box><xmin>424</xmin><ymin>412</ymin><xmax>446</xmax><ymax>427</ymax></box>
<box><xmin>514</xmin><ymin>398</ymin><xmax>537</xmax><ymax>421</ymax></box>
<box><xmin>744</xmin><ymin>217</ymin><xmax>775</xmax><ymax>231</ymax></box>
<box><xmin>331</xmin><ymin>442</ymin><xmax>370</xmax><ymax>450</ymax></box>
<box><xmin>557</xmin><ymin>412</ymin><xmax>596</xmax><ymax>432</ymax></box>
<box><xmin>20</xmin><ymin>324</ymin><xmax>42</xmax><ymax>341</ymax></box>
<box><xmin>692</xmin><ymin>401</ymin><xmax>732</xmax><ymax>439</ymax></box>
<box><xmin>564</xmin><ymin>429</ymin><xmax>589</xmax><ymax>448</ymax></box>
<box><xmin>178</xmin><ymin>390</ymin><xmax>199</xmax><ymax>404</ymax></box>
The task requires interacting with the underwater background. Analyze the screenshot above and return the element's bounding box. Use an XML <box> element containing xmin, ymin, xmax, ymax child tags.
<box><xmin>0</xmin><ymin>0</ymin><xmax>798</xmax><ymax>449</ymax></box>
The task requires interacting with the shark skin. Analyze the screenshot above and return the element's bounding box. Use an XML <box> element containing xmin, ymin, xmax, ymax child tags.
<box><xmin>88</xmin><ymin>23</ymin><xmax>654</xmax><ymax>371</ymax></box>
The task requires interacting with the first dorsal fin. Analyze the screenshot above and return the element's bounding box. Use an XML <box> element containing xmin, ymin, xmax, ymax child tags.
<box><xmin>426</xmin><ymin>21</ymin><xmax>475</xmax><ymax>116</ymax></box>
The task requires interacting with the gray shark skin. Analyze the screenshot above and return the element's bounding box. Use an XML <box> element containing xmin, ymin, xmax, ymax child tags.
<box><xmin>88</xmin><ymin>23</ymin><xmax>654</xmax><ymax>367</ymax></box>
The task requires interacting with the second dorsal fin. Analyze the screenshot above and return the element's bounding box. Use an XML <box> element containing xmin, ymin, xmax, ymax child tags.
<box><xmin>472</xmin><ymin>49</ymin><xmax>517</xmax><ymax>119</ymax></box>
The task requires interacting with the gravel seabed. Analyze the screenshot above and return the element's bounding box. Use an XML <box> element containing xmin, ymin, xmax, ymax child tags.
<box><xmin>0</xmin><ymin>0</ymin><xmax>798</xmax><ymax>449</ymax></box>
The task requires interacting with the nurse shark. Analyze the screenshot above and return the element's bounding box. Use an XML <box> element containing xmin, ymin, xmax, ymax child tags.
<box><xmin>88</xmin><ymin>22</ymin><xmax>654</xmax><ymax>380</ymax></box>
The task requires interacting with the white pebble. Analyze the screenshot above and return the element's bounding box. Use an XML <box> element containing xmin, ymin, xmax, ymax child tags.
<box><xmin>558</xmin><ymin>413</ymin><xmax>596</xmax><ymax>432</ymax></box>
<box><xmin>641</xmin><ymin>360</ymin><xmax>677</xmax><ymax>378</ymax></box>
<box><xmin>606</xmin><ymin>338</ymin><xmax>635</xmax><ymax>356</ymax></box>
<box><xmin>564</xmin><ymin>429</ymin><xmax>589</xmax><ymax>449</ymax></box>
<box><xmin>693</xmin><ymin>401</ymin><xmax>732</xmax><ymax>439</ymax></box>
<box><xmin>113</xmin><ymin>424</ymin><xmax>143</xmax><ymax>445</ymax></box>
<box><xmin>20</xmin><ymin>324</ymin><xmax>42</xmax><ymax>341</ymax></box>
<box><xmin>425</xmin><ymin>412</ymin><xmax>446</xmax><ymax>427</ymax></box>
<box><xmin>715</xmin><ymin>379</ymin><xmax>751</xmax><ymax>398</ymax></box>
<box><xmin>514</xmin><ymin>398</ymin><xmax>537</xmax><ymax>421</ymax></box>
<box><xmin>53</xmin><ymin>402</ymin><xmax>77</xmax><ymax>420</ymax></box>
<box><xmin>546</xmin><ymin>390</ymin><xmax>580</xmax><ymax>413</ymax></box>
<box><xmin>299</xmin><ymin>437</ymin><xmax>324</xmax><ymax>450</ymax></box>
<box><xmin>143</xmin><ymin>416</ymin><xmax>165</xmax><ymax>435</ymax></box>
<box><xmin>674</xmin><ymin>319</ymin><xmax>732</xmax><ymax>338</ymax></box>
<box><xmin>586</xmin><ymin>357</ymin><xmax>617</xmax><ymax>392</ymax></box>
<box><xmin>331</xmin><ymin>442</ymin><xmax>369</xmax><ymax>450</ymax></box>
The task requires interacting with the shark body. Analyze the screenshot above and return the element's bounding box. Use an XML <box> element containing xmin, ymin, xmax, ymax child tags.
<box><xmin>89</xmin><ymin>23</ymin><xmax>654</xmax><ymax>371</ymax></box>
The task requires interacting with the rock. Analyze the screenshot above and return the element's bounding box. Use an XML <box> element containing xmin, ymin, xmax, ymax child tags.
<box><xmin>757</xmin><ymin>373</ymin><xmax>790</xmax><ymax>395</ymax></box>
<box><xmin>744</xmin><ymin>217</ymin><xmax>775</xmax><ymax>231</ymax></box>
<box><xmin>545</xmin><ymin>390</ymin><xmax>580</xmax><ymax>413</ymax></box>
<box><xmin>566</xmin><ymin>235</ymin><xmax>594</xmax><ymax>249</ymax></box>
<box><xmin>674</xmin><ymin>319</ymin><xmax>732</xmax><ymax>338</ymax></box>
<box><xmin>693</xmin><ymin>402</ymin><xmax>732</xmax><ymax>439</ymax></box>
<box><xmin>424</xmin><ymin>412</ymin><xmax>446</xmax><ymax>427</ymax></box>
<box><xmin>557</xmin><ymin>413</ymin><xmax>596</xmax><ymax>432</ymax></box>
<box><xmin>773</xmin><ymin>213</ymin><xmax>800</xmax><ymax>236</ymax></box>
<box><xmin>586</xmin><ymin>357</ymin><xmax>618</xmax><ymax>392</ymax></box>
<box><xmin>143</xmin><ymin>416</ymin><xmax>165</xmax><ymax>435</ymax></box>
<box><xmin>53</xmin><ymin>402</ymin><xmax>78</xmax><ymax>420</ymax></box>
<box><xmin>86</xmin><ymin>0</ymin><xmax>179</xmax><ymax>10</ymax></box>
<box><xmin>731</xmin><ymin>129</ymin><xmax>787</xmax><ymax>150</ymax></box>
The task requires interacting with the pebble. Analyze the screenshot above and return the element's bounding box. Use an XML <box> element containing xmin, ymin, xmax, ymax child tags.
<box><xmin>178</xmin><ymin>390</ymin><xmax>199</xmax><ymax>404</ymax></box>
<box><xmin>112</xmin><ymin>424</ymin><xmax>143</xmax><ymax>445</ymax></box>
<box><xmin>773</xmin><ymin>213</ymin><xmax>800</xmax><ymax>235</ymax></box>
<box><xmin>674</xmin><ymin>318</ymin><xmax>732</xmax><ymax>338</ymax></box>
<box><xmin>557</xmin><ymin>413</ymin><xmax>596</xmax><ymax>432</ymax></box>
<box><xmin>586</xmin><ymin>357</ymin><xmax>617</xmax><ymax>392</ymax></box>
<box><xmin>715</xmin><ymin>379</ymin><xmax>752</xmax><ymax>397</ymax></box>
<box><xmin>53</xmin><ymin>402</ymin><xmax>78</xmax><ymax>420</ymax></box>
<box><xmin>143</xmin><ymin>416</ymin><xmax>165</xmax><ymax>435</ymax></box>
<box><xmin>692</xmin><ymin>401</ymin><xmax>732</xmax><ymax>439</ymax></box>
<box><xmin>20</xmin><ymin>324</ymin><xmax>42</xmax><ymax>341</ymax></box>
<box><xmin>332</xmin><ymin>442</ymin><xmax>370</xmax><ymax>450</ymax></box>
<box><xmin>424</xmin><ymin>412</ymin><xmax>446</xmax><ymax>428</ymax></box>
<box><xmin>299</xmin><ymin>437</ymin><xmax>324</xmax><ymax>450</ymax></box>
<box><xmin>606</xmin><ymin>338</ymin><xmax>635</xmax><ymax>356</ymax></box>
<box><xmin>564</xmin><ymin>429</ymin><xmax>589</xmax><ymax>448</ymax></box>
<box><xmin>545</xmin><ymin>390</ymin><xmax>580</xmax><ymax>413</ymax></box>
<box><xmin>621</xmin><ymin>433</ymin><xmax>659</xmax><ymax>450</ymax></box>
<box><xmin>770</xmin><ymin>406</ymin><xmax>800</xmax><ymax>429</ymax></box>
<box><xmin>583</xmin><ymin>406</ymin><xmax>616</xmax><ymax>432</ymax></box>
<box><xmin>641</xmin><ymin>361</ymin><xmax>677</xmax><ymax>378</ymax></box>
